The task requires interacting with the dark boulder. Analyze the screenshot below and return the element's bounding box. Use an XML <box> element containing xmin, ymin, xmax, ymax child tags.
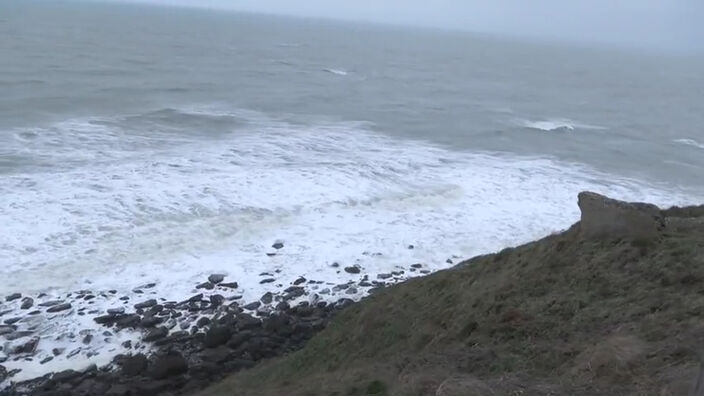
<box><xmin>39</xmin><ymin>300</ymin><xmax>63</xmax><ymax>307</ymax></box>
<box><xmin>260</xmin><ymin>292</ymin><xmax>273</xmax><ymax>304</ymax></box>
<box><xmin>121</xmin><ymin>353</ymin><xmax>148</xmax><ymax>376</ymax></box>
<box><xmin>139</xmin><ymin>316</ymin><xmax>164</xmax><ymax>328</ymax></box>
<box><xmin>5</xmin><ymin>293</ymin><xmax>21</xmax><ymax>302</ymax></box>
<box><xmin>144</xmin><ymin>326</ymin><xmax>168</xmax><ymax>342</ymax></box>
<box><xmin>20</xmin><ymin>297</ymin><xmax>34</xmax><ymax>310</ymax></box>
<box><xmin>204</xmin><ymin>326</ymin><xmax>232</xmax><ymax>348</ymax></box>
<box><xmin>209</xmin><ymin>294</ymin><xmax>225</xmax><ymax>307</ymax></box>
<box><xmin>196</xmin><ymin>282</ymin><xmax>215</xmax><ymax>290</ymax></box>
<box><xmin>344</xmin><ymin>266</ymin><xmax>361</xmax><ymax>274</ymax></box>
<box><xmin>134</xmin><ymin>299</ymin><xmax>157</xmax><ymax>309</ymax></box>
<box><xmin>52</xmin><ymin>369</ymin><xmax>81</xmax><ymax>383</ymax></box>
<box><xmin>208</xmin><ymin>274</ymin><xmax>225</xmax><ymax>284</ymax></box>
<box><xmin>13</xmin><ymin>337</ymin><xmax>39</xmax><ymax>354</ymax></box>
<box><xmin>200</xmin><ymin>346</ymin><xmax>231</xmax><ymax>363</ymax></box>
<box><xmin>196</xmin><ymin>316</ymin><xmax>211</xmax><ymax>328</ymax></box>
<box><xmin>47</xmin><ymin>303</ymin><xmax>72</xmax><ymax>313</ymax></box>
<box><xmin>150</xmin><ymin>353</ymin><xmax>188</xmax><ymax>379</ymax></box>
<box><xmin>220</xmin><ymin>282</ymin><xmax>238</xmax><ymax>289</ymax></box>
<box><xmin>116</xmin><ymin>314</ymin><xmax>141</xmax><ymax>328</ymax></box>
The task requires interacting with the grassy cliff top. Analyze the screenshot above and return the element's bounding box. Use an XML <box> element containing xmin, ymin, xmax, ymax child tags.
<box><xmin>202</xmin><ymin>193</ymin><xmax>704</xmax><ymax>396</ymax></box>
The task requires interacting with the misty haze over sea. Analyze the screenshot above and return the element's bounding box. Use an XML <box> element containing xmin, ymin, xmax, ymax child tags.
<box><xmin>1</xmin><ymin>0</ymin><xmax>703</xmax><ymax>381</ymax></box>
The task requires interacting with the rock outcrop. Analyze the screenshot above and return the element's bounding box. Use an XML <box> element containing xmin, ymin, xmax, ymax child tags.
<box><xmin>578</xmin><ymin>191</ymin><xmax>664</xmax><ymax>240</ymax></box>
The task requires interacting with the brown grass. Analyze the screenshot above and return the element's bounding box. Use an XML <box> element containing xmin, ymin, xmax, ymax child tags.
<box><xmin>200</xmin><ymin>220</ymin><xmax>704</xmax><ymax>396</ymax></box>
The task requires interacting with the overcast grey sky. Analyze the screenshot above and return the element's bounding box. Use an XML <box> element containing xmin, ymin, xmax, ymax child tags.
<box><xmin>113</xmin><ymin>0</ymin><xmax>702</xmax><ymax>51</ymax></box>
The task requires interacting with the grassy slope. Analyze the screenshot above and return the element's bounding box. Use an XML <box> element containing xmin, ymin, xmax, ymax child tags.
<box><xmin>202</xmin><ymin>219</ymin><xmax>704</xmax><ymax>396</ymax></box>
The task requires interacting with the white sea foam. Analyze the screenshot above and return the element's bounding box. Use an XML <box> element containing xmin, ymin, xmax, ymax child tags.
<box><xmin>0</xmin><ymin>107</ymin><xmax>700</xmax><ymax>381</ymax></box>
<box><xmin>521</xmin><ymin>118</ymin><xmax>606</xmax><ymax>132</ymax></box>
<box><xmin>323</xmin><ymin>68</ymin><xmax>348</xmax><ymax>76</ymax></box>
<box><xmin>674</xmin><ymin>138</ymin><xmax>704</xmax><ymax>150</ymax></box>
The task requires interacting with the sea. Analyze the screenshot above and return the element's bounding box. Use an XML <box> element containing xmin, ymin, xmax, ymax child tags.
<box><xmin>1</xmin><ymin>0</ymin><xmax>704</xmax><ymax>380</ymax></box>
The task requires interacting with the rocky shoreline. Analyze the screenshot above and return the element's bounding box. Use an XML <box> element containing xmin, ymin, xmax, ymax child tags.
<box><xmin>0</xmin><ymin>256</ymin><xmax>437</xmax><ymax>395</ymax></box>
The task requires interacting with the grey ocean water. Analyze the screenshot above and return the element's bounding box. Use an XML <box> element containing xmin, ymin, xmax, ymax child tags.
<box><xmin>2</xmin><ymin>0</ymin><xmax>704</xmax><ymax>290</ymax></box>
<box><xmin>1</xmin><ymin>0</ymin><xmax>704</xmax><ymax>379</ymax></box>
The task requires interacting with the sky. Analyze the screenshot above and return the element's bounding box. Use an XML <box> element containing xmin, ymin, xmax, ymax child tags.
<box><xmin>107</xmin><ymin>0</ymin><xmax>703</xmax><ymax>52</ymax></box>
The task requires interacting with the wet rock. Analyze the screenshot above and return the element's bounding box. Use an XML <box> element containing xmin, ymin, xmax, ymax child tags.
<box><xmin>208</xmin><ymin>274</ymin><xmax>225</xmax><ymax>284</ymax></box>
<box><xmin>4</xmin><ymin>317</ymin><xmax>21</xmax><ymax>325</ymax></box>
<box><xmin>408</xmin><ymin>244</ymin><xmax>415</xmax><ymax>249</ymax></box>
<box><xmin>344</xmin><ymin>266</ymin><xmax>361</xmax><ymax>274</ymax></box>
<box><xmin>20</xmin><ymin>297</ymin><xmax>34</xmax><ymax>310</ymax></box>
<box><xmin>236</xmin><ymin>314</ymin><xmax>261</xmax><ymax>331</ymax></box>
<box><xmin>220</xmin><ymin>282</ymin><xmax>238</xmax><ymax>289</ymax></box>
<box><xmin>150</xmin><ymin>352</ymin><xmax>187</xmax><ymax>379</ymax></box>
<box><xmin>421</xmin><ymin>270</ymin><xmax>430</xmax><ymax>274</ymax></box>
<box><xmin>144</xmin><ymin>326</ymin><xmax>168</xmax><ymax>342</ymax></box>
<box><xmin>107</xmin><ymin>307</ymin><xmax>125</xmax><ymax>315</ymax></box>
<box><xmin>0</xmin><ymin>326</ymin><xmax>14</xmax><ymax>336</ymax></box>
<box><xmin>94</xmin><ymin>315</ymin><xmax>117</xmax><ymax>325</ymax></box>
<box><xmin>0</xmin><ymin>309</ymin><xmax>11</xmax><ymax>317</ymax></box>
<box><xmin>106</xmin><ymin>384</ymin><xmax>130</xmax><ymax>396</ymax></box>
<box><xmin>275</xmin><ymin>301</ymin><xmax>290</xmax><ymax>311</ymax></box>
<box><xmin>140</xmin><ymin>316</ymin><xmax>164</xmax><ymax>328</ymax></box>
<box><xmin>272</xmin><ymin>241</ymin><xmax>284</xmax><ymax>250</ymax></box>
<box><xmin>6</xmin><ymin>331</ymin><xmax>33</xmax><ymax>341</ymax></box>
<box><xmin>196</xmin><ymin>282</ymin><xmax>215</xmax><ymax>290</ymax></box>
<box><xmin>204</xmin><ymin>326</ymin><xmax>232</xmax><ymax>348</ymax></box>
<box><xmin>116</xmin><ymin>314</ymin><xmax>141</xmax><ymax>328</ymax></box>
<box><xmin>39</xmin><ymin>300</ymin><xmax>64</xmax><ymax>307</ymax></box>
<box><xmin>411</xmin><ymin>263</ymin><xmax>423</xmax><ymax>269</ymax></box>
<box><xmin>40</xmin><ymin>356</ymin><xmax>53</xmax><ymax>364</ymax></box>
<box><xmin>446</xmin><ymin>259</ymin><xmax>453</xmax><ymax>264</ymax></box>
<box><xmin>52</xmin><ymin>369</ymin><xmax>82</xmax><ymax>383</ymax></box>
<box><xmin>259</xmin><ymin>278</ymin><xmax>275</xmax><ymax>284</ymax></box>
<box><xmin>260</xmin><ymin>292</ymin><xmax>273</xmax><ymax>304</ymax></box>
<box><xmin>13</xmin><ymin>337</ymin><xmax>39</xmax><ymax>354</ymax></box>
<box><xmin>243</xmin><ymin>301</ymin><xmax>261</xmax><ymax>311</ymax></box>
<box><xmin>5</xmin><ymin>293</ymin><xmax>21</xmax><ymax>302</ymax></box>
<box><xmin>134</xmin><ymin>299</ymin><xmax>157</xmax><ymax>309</ymax></box>
<box><xmin>209</xmin><ymin>294</ymin><xmax>225</xmax><ymax>307</ymax></box>
<box><xmin>200</xmin><ymin>345</ymin><xmax>231</xmax><ymax>363</ymax></box>
<box><xmin>196</xmin><ymin>316</ymin><xmax>211</xmax><ymax>327</ymax></box>
<box><xmin>346</xmin><ymin>287</ymin><xmax>359</xmax><ymax>295</ymax></box>
<box><xmin>120</xmin><ymin>353</ymin><xmax>148</xmax><ymax>376</ymax></box>
<box><xmin>187</xmin><ymin>293</ymin><xmax>203</xmax><ymax>302</ymax></box>
<box><xmin>146</xmin><ymin>305</ymin><xmax>164</xmax><ymax>315</ymax></box>
<box><xmin>82</xmin><ymin>334</ymin><xmax>93</xmax><ymax>345</ymax></box>
<box><xmin>0</xmin><ymin>365</ymin><xmax>7</xmax><ymax>382</ymax></box>
<box><xmin>52</xmin><ymin>348</ymin><xmax>64</xmax><ymax>356</ymax></box>
<box><xmin>377</xmin><ymin>273</ymin><xmax>392</xmax><ymax>280</ymax></box>
<box><xmin>119</xmin><ymin>296</ymin><xmax>129</xmax><ymax>301</ymax></box>
<box><xmin>293</xmin><ymin>277</ymin><xmax>307</xmax><ymax>285</ymax></box>
<box><xmin>46</xmin><ymin>303</ymin><xmax>72</xmax><ymax>313</ymax></box>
